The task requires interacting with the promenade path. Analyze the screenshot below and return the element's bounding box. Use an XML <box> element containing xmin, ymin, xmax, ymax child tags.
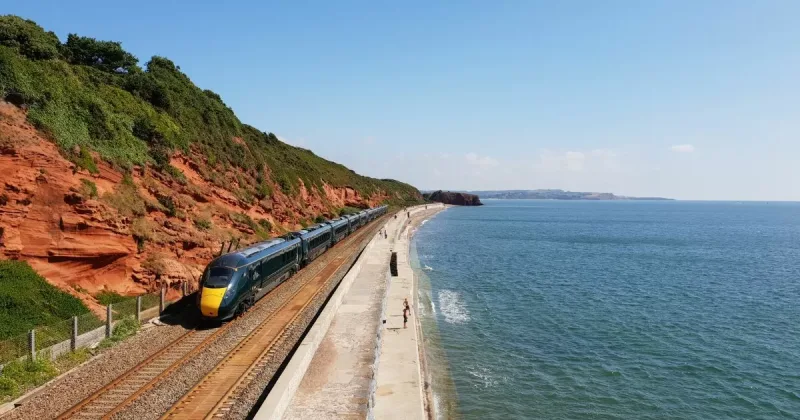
<box><xmin>273</xmin><ymin>204</ymin><xmax>440</xmax><ymax>420</ymax></box>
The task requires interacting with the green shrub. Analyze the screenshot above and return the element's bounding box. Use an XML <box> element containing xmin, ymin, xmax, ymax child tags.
<box><xmin>231</xmin><ymin>212</ymin><xmax>257</xmax><ymax>231</ymax></box>
<box><xmin>112</xmin><ymin>316</ymin><xmax>139</xmax><ymax>338</ymax></box>
<box><xmin>95</xmin><ymin>290</ymin><xmax>126</xmax><ymax>305</ymax></box>
<box><xmin>0</xmin><ymin>376</ymin><xmax>18</xmax><ymax>397</ymax></box>
<box><xmin>78</xmin><ymin>178</ymin><xmax>97</xmax><ymax>198</ymax></box>
<box><xmin>0</xmin><ymin>16</ymin><xmax>60</xmax><ymax>60</ymax></box>
<box><xmin>157</xmin><ymin>195</ymin><xmax>176</xmax><ymax>217</ymax></box>
<box><xmin>62</xmin><ymin>33</ymin><xmax>138</xmax><ymax>73</ymax></box>
<box><xmin>339</xmin><ymin>206</ymin><xmax>361</xmax><ymax>216</ymax></box>
<box><xmin>0</xmin><ymin>261</ymin><xmax>95</xmax><ymax>339</ymax></box>
<box><xmin>314</xmin><ymin>215</ymin><xmax>326</xmax><ymax>223</ymax></box>
<box><xmin>164</xmin><ymin>164</ymin><xmax>186</xmax><ymax>185</ymax></box>
<box><xmin>98</xmin><ymin>316</ymin><xmax>139</xmax><ymax>349</ymax></box>
<box><xmin>194</xmin><ymin>217</ymin><xmax>212</xmax><ymax>230</ymax></box>
<box><xmin>0</xmin><ymin>15</ymin><xmax>423</xmax><ymax>209</ymax></box>
<box><xmin>255</xmin><ymin>182</ymin><xmax>272</xmax><ymax>200</ymax></box>
<box><xmin>103</xmin><ymin>176</ymin><xmax>145</xmax><ymax>217</ymax></box>
<box><xmin>73</xmin><ymin>147</ymin><xmax>99</xmax><ymax>175</ymax></box>
<box><xmin>1</xmin><ymin>357</ymin><xmax>58</xmax><ymax>390</ymax></box>
<box><xmin>257</xmin><ymin>219</ymin><xmax>271</xmax><ymax>233</ymax></box>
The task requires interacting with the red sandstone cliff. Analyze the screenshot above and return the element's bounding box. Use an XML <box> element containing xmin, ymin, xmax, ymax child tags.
<box><xmin>0</xmin><ymin>102</ymin><xmax>398</xmax><ymax>312</ymax></box>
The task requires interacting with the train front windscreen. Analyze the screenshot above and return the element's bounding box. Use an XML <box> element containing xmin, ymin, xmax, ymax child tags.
<box><xmin>203</xmin><ymin>267</ymin><xmax>234</xmax><ymax>288</ymax></box>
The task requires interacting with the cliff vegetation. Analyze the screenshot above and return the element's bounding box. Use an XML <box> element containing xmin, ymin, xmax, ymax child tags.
<box><xmin>0</xmin><ymin>15</ymin><xmax>421</xmax><ymax>308</ymax></box>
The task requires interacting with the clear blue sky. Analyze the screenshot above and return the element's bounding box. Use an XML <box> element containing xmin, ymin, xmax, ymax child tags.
<box><xmin>6</xmin><ymin>1</ymin><xmax>800</xmax><ymax>200</ymax></box>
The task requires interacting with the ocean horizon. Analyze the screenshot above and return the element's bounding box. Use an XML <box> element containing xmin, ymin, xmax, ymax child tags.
<box><xmin>412</xmin><ymin>199</ymin><xmax>800</xmax><ymax>419</ymax></box>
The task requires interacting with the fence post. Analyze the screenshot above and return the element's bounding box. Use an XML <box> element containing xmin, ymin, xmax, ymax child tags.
<box><xmin>136</xmin><ymin>296</ymin><xmax>142</xmax><ymax>322</ymax></box>
<box><xmin>159</xmin><ymin>287</ymin><xmax>165</xmax><ymax>314</ymax></box>
<box><xmin>28</xmin><ymin>329</ymin><xmax>35</xmax><ymax>360</ymax></box>
<box><xmin>219</xmin><ymin>242</ymin><xmax>225</xmax><ymax>256</ymax></box>
<box><xmin>106</xmin><ymin>304</ymin><xmax>112</xmax><ymax>338</ymax></box>
<box><xmin>71</xmin><ymin>316</ymin><xmax>78</xmax><ymax>351</ymax></box>
<box><xmin>226</xmin><ymin>241</ymin><xmax>234</xmax><ymax>253</ymax></box>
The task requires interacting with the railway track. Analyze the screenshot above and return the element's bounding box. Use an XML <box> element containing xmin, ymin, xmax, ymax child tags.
<box><xmin>54</xmin><ymin>217</ymin><xmax>383</xmax><ymax>420</ymax></box>
<box><xmin>161</xmin><ymin>218</ymin><xmax>383</xmax><ymax>419</ymax></box>
<box><xmin>55</xmin><ymin>328</ymin><xmax>224</xmax><ymax>420</ymax></box>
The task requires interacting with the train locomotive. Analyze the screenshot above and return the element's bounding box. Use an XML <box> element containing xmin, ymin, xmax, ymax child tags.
<box><xmin>198</xmin><ymin>205</ymin><xmax>389</xmax><ymax>321</ymax></box>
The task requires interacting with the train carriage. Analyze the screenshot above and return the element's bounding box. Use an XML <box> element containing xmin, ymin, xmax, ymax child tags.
<box><xmin>328</xmin><ymin>218</ymin><xmax>349</xmax><ymax>244</ymax></box>
<box><xmin>344</xmin><ymin>214</ymin><xmax>360</xmax><ymax>234</ymax></box>
<box><xmin>297</xmin><ymin>224</ymin><xmax>333</xmax><ymax>266</ymax></box>
<box><xmin>199</xmin><ymin>238</ymin><xmax>301</xmax><ymax>321</ymax></box>
<box><xmin>198</xmin><ymin>204</ymin><xmax>389</xmax><ymax>322</ymax></box>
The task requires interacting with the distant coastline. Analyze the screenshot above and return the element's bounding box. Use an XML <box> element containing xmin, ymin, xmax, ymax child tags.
<box><xmin>458</xmin><ymin>189</ymin><xmax>672</xmax><ymax>201</ymax></box>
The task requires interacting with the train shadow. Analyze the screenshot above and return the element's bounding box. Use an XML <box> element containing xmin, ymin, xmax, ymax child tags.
<box><xmin>156</xmin><ymin>292</ymin><xmax>207</xmax><ymax>330</ymax></box>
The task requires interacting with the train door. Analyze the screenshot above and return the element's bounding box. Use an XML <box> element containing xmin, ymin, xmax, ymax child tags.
<box><xmin>248</xmin><ymin>264</ymin><xmax>259</xmax><ymax>296</ymax></box>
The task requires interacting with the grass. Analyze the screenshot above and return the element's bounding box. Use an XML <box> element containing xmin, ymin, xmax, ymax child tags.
<box><xmin>103</xmin><ymin>174</ymin><xmax>145</xmax><ymax>217</ymax></box>
<box><xmin>78</xmin><ymin>178</ymin><xmax>97</xmax><ymax>198</ymax></box>
<box><xmin>194</xmin><ymin>217</ymin><xmax>212</xmax><ymax>230</ymax></box>
<box><xmin>95</xmin><ymin>290</ymin><xmax>126</xmax><ymax>305</ymax></box>
<box><xmin>0</xmin><ymin>16</ymin><xmax>423</xmax><ymax>207</ymax></box>
<box><xmin>338</xmin><ymin>206</ymin><xmax>362</xmax><ymax>216</ymax></box>
<box><xmin>0</xmin><ymin>357</ymin><xmax>57</xmax><ymax>399</ymax></box>
<box><xmin>97</xmin><ymin>316</ymin><xmax>139</xmax><ymax>349</ymax></box>
<box><xmin>0</xmin><ymin>261</ymin><xmax>97</xmax><ymax>340</ymax></box>
<box><xmin>0</xmin><ymin>347</ymin><xmax>92</xmax><ymax>401</ymax></box>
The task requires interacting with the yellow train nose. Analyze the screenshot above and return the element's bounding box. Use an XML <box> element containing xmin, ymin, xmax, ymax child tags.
<box><xmin>200</xmin><ymin>287</ymin><xmax>227</xmax><ymax>317</ymax></box>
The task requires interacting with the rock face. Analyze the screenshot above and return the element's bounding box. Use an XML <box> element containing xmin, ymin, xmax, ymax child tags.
<box><xmin>0</xmin><ymin>102</ymin><xmax>414</xmax><ymax>313</ymax></box>
<box><xmin>424</xmin><ymin>190</ymin><xmax>483</xmax><ymax>206</ymax></box>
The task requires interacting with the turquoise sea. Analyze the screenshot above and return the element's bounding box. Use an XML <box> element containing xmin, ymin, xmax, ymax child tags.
<box><xmin>411</xmin><ymin>200</ymin><xmax>800</xmax><ymax>419</ymax></box>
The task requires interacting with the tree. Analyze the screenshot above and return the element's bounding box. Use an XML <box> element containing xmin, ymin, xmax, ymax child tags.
<box><xmin>0</xmin><ymin>15</ymin><xmax>60</xmax><ymax>59</ymax></box>
<box><xmin>62</xmin><ymin>34</ymin><xmax>138</xmax><ymax>72</ymax></box>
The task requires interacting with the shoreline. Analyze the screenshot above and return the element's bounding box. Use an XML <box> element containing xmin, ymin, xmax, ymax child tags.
<box><xmin>405</xmin><ymin>205</ymin><xmax>451</xmax><ymax>419</ymax></box>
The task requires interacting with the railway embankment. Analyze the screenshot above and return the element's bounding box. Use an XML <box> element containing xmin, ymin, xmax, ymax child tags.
<box><xmin>265</xmin><ymin>204</ymin><xmax>445</xmax><ymax>420</ymax></box>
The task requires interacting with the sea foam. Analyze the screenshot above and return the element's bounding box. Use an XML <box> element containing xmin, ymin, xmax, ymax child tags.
<box><xmin>438</xmin><ymin>289</ymin><xmax>470</xmax><ymax>325</ymax></box>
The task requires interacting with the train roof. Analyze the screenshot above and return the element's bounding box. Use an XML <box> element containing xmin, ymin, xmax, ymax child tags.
<box><xmin>297</xmin><ymin>224</ymin><xmax>332</xmax><ymax>239</ymax></box>
<box><xmin>210</xmin><ymin>237</ymin><xmax>300</xmax><ymax>269</ymax></box>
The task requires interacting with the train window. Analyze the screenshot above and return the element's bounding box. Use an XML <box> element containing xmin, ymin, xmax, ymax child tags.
<box><xmin>204</xmin><ymin>267</ymin><xmax>233</xmax><ymax>288</ymax></box>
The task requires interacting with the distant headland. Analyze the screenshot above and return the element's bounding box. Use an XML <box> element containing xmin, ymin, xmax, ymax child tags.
<box><xmin>423</xmin><ymin>190</ymin><xmax>483</xmax><ymax>206</ymax></box>
<box><xmin>435</xmin><ymin>189</ymin><xmax>673</xmax><ymax>201</ymax></box>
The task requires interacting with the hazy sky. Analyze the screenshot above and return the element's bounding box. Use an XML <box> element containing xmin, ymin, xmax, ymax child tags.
<box><xmin>6</xmin><ymin>1</ymin><xmax>800</xmax><ymax>200</ymax></box>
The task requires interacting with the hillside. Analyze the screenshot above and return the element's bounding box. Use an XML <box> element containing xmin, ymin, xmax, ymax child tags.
<box><xmin>0</xmin><ymin>16</ymin><xmax>422</xmax><ymax>309</ymax></box>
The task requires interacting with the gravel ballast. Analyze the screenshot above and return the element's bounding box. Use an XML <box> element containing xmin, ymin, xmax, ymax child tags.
<box><xmin>2</xmin><ymin>321</ymin><xmax>190</xmax><ymax>420</ymax></box>
<box><xmin>114</xmin><ymin>222</ymin><xmax>380</xmax><ymax>420</ymax></box>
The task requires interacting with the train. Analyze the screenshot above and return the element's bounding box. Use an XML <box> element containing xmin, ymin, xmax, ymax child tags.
<box><xmin>198</xmin><ymin>205</ymin><xmax>389</xmax><ymax>321</ymax></box>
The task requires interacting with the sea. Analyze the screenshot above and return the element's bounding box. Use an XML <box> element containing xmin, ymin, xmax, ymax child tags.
<box><xmin>410</xmin><ymin>200</ymin><xmax>800</xmax><ymax>419</ymax></box>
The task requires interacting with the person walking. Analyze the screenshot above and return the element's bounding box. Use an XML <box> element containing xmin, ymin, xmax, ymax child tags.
<box><xmin>402</xmin><ymin>298</ymin><xmax>411</xmax><ymax>329</ymax></box>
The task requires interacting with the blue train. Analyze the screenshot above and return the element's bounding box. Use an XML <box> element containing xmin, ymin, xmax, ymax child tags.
<box><xmin>198</xmin><ymin>205</ymin><xmax>389</xmax><ymax>320</ymax></box>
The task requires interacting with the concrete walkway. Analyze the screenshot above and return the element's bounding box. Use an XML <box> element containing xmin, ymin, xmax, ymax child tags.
<box><xmin>272</xmin><ymin>206</ymin><xmax>426</xmax><ymax>419</ymax></box>
<box><xmin>257</xmin><ymin>204</ymin><xmax>442</xmax><ymax>420</ymax></box>
<box><xmin>372</xmin><ymin>208</ymin><xmax>429</xmax><ymax>420</ymax></box>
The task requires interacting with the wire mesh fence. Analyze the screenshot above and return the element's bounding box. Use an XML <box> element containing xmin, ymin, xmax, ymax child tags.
<box><xmin>111</xmin><ymin>298</ymin><xmax>138</xmax><ymax>320</ymax></box>
<box><xmin>35</xmin><ymin>317</ymin><xmax>73</xmax><ymax>350</ymax></box>
<box><xmin>0</xmin><ymin>331</ymin><xmax>30</xmax><ymax>363</ymax></box>
<box><xmin>77</xmin><ymin>311</ymin><xmax>104</xmax><ymax>335</ymax></box>
<box><xmin>0</xmin><ymin>287</ymin><xmax>176</xmax><ymax>365</ymax></box>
